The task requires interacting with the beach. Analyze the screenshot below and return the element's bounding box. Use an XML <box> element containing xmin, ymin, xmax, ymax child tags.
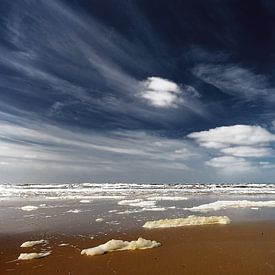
<box><xmin>2</xmin><ymin>183</ymin><xmax>275</xmax><ymax>274</ymax></box>
<box><xmin>1</xmin><ymin>0</ymin><xmax>274</xmax><ymax>273</ymax></box>
<box><xmin>2</xmin><ymin>223</ymin><xmax>275</xmax><ymax>274</ymax></box>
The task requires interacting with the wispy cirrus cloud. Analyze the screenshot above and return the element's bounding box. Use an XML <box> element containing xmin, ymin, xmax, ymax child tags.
<box><xmin>192</xmin><ymin>64</ymin><xmax>275</xmax><ymax>100</ymax></box>
<box><xmin>0</xmin><ymin>0</ymin><xmax>207</xmax><ymax>133</ymax></box>
<box><xmin>0</xmin><ymin>111</ymin><xmax>201</xmax><ymax>182</ymax></box>
<box><xmin>0</xmin><ymin>0</ymin><xmax>212</xmax><ymax>183</ymax></box>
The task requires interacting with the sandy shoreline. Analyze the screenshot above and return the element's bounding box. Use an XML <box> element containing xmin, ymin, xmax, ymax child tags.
<box><xmin>1</xmin><ymin>222</ymin><xmax>275</xmax><ymax>274</ymax></box>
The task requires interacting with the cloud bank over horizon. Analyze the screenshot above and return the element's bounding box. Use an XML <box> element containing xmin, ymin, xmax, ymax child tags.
<box><xmin>188</xmin><ymin>125</ymin><xmax>275</xmax><ymax>174</ymax></box>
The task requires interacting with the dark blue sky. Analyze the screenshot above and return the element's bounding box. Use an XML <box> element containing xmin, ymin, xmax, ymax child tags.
<box><xmin>0</xmin><ymin>0</ymin><xmax>275</xmax><ymax>183</ymax></box>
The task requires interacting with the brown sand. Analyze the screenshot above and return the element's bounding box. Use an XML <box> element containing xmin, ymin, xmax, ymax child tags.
<box><xmin>1</xmin><ymin>223</ymin><xmax>275</xmax><ymax>275</ymax></box>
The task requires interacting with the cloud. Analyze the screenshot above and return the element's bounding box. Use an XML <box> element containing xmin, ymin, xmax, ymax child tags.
<box><xmin>185</xmin><ymin>46</ymin><xmax>229</xmax><ymax>64</ymax></box>
<box><xmin>206</xmin><ymin>156</ymin><xmax>252</xmax><ymax>172</ymax></box>
<box><xmin>0</xmin><ymin>112</ymin><xmax>204</xmax><ymax>182</ymax></box>
<box><xmin>143</xmin><ymin>77</ymin><xmax>180</xmax><ymax>93</ymax></box>
<box><xmin>260</xmin><ymin>162</ymin><xmax>275</xmax><ymax>169</ymax></box>
<box><xmin>0</xmin><ymin>0</ymin><xmax>208</xmax><ymax>133</ymax></box>
<box><xmin>188</xmin><ymin>125</ymin><xmax>275</xmax><ymax>148</ymax></box>
<box><xmin>139</xmin><ymin>76</ymin><xmax>201</xmax><ymax>110</ymax></box>
<box><xmin>183</xmin><ymin>85</ymin><xmax>200</xmax><ymax>98</ymax></box>
<box><xmin>188</xmin><ymin>125</ymin><xmax>275</xmax><ymax>172</ymax></box>
<box><xmin>192</xmin><ymin>64</ymin><xmax>275</xmax><ymax>100</ymax></box>
<box><xmin>139</xmin><ymin>77</ymin><xmax>183</xmax><ymax>108</ymax></box>
<box><xmin>221</xmin><ymin>146</ymin><xmax>271</xmax><ymax>157</ymax></box>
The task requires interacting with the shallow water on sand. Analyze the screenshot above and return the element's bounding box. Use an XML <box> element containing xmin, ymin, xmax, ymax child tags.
<box><xmin>2</xmin><ymin>192</ymin><xmax>275</xmax><ymax>234</ymax></box>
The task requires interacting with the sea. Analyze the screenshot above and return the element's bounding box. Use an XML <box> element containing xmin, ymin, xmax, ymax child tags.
<box><xmin>1</xmin><ymin>182</ymin><xmax>275</xmax><ymax>234</ymax></box>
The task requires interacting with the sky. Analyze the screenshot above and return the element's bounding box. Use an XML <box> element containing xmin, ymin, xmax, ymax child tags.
<box><xmin>0</xmin><ymin>0</ymin><xmax>275</xmax><ymax>183</ymax></box>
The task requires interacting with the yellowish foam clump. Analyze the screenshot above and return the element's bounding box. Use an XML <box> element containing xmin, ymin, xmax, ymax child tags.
<box><xmin>18</xmin><ymin>251</ymin><xmax>51</xmax><ymax>260</ymax></box>
<box><xmin>20</xmin><ymin>239</ymin><xmax>47</xmax><ymax>248</ymax></box>
<box><xmin>81</xmin><ymin>237</ymin><xmax>160</xmax><ymax>256</ymax></box>
<box><xmin>143</xmin><ymin>215</ymin><xmax>230</xmax><ymax>229</ymax></box>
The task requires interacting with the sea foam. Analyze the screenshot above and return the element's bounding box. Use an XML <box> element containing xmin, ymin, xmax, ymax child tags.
<box><xmin>147</xmin><ymin>196</ymin><xmax>188</xmax><ymax>201</ymax></box>
<box><xmin>20</xmin><ymin>239</ymin><xmax>47</xmax><ymax>248</ymax></box>
<box><xmin>143</xmin><ymin>215</ymin><xmax>230</xmax><ymax>229</ymax></box>
<box><xmin>80</xmin><ymin>200</ymin><xmax>91</xmax><ymax>203</ymax></box>
<box><xmin>18</xmin><ymin>251</ymin><xmax>51</xmax><ymax>260</ymax></box>
<box><xmin>67</xmin><ymin>209</ymin><xmax>82</xmax><ymax>213</ymax></box>
<box><xmin>81</xmin><ymin>237</ymin><xmax>160</xmax><ymax>256</ymax></box>
<box><xmin>186</xmin><ymin>200</ymin><xmax>275</xmax><ymax>212</ymax></box>
<box><xmin>118</xmin><ymin>199</ymin><xmax>156</xmax><ymax>208</ymax></box>
<box><xmin>21</xmin><ymin>205</ymin><xmax>38</xmax><ymax>211</ymax></box>
<box><xmin>117</xmin><ymin>198</ymin><xmax>168</xmax><ymax>213</ymax></box>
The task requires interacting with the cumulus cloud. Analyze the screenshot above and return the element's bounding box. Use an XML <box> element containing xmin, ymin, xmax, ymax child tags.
<box><xmin>139</xmin><ymin>76</ymin><xmax>200</xmax><ymax>108</ymax></box>
<box><xmin>139</xmin><ymin>77</ymin><xmax>182</xmax><ymax>108</ymax></box>
<box><xmin>192</xmin><ymin>64</ymin><xmax>275</xmax><ymax>100</ymax></box>
<box><xmin>188</xmin><ymin>125</ymin><xmax>275</xmax><ymax>172</ymax></box>
<box><xmin>188</xmin><ymin>125</ymin><xmax>275</xmax><ymax>148</ymax></box>
<box><xmin>143</xmin><ymin>77</ymin><xmax>180</xmax><ymax>93</ymax></box>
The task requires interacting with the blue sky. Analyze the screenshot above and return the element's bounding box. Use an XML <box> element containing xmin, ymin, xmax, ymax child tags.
<box><xmin>1</xmin><ymin>0</ymin><xmax>275</xmax><ymax>183</ymax></box>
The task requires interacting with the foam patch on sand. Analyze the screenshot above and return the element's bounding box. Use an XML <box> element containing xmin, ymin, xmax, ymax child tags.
<box><xmin>20</xmin><ymin>240</ymin><xmax>48</xmax><ymax>248</ymax></box>
<box><xmin>18</xmin><ymin>251</ymin><xmax>51</xmax><ymax>260</ymax></box>
<box><xmin>185</xmin><ymin>200</ymin><xmax>275</xmax><ymax>212</ymax></box>
<box><xmin>81</xmin><ymin>237</ymin><xmax>160</xmax><ymax>256</ymax></box>
<box><xmin>143</xmin><ymin>215</ymin><xmax>230</xmax><ymax>229</ymax></box>
<box><xmin>21</xmin><ymin>205</ymin><xmax>38</xmax><ymax>211</ymax></box>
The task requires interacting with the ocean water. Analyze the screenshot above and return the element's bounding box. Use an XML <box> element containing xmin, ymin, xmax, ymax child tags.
<box><xmin>2</xmin><ymin>182</ymin><xmax>275</xmax><ymax>201</ymax></box>
<box><xmin>1</xmin><ymin>183</ymin><xmax>275</xmax><ymax>234</ymax></box>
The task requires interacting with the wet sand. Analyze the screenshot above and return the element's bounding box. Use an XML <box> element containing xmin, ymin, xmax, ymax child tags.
<box><xmin>2</xmin><ymin>222</ymin><xmax>275</xmax><ymax>275</ymax></box>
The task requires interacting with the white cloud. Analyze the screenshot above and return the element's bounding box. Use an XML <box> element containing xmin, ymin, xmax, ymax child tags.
<box><xmin>139</xmin><ymin>77</ymin><xmax>183</xmax><ymax>108</ymax></box>
<box><xmin>188</xmin><ymin>125</ymin><xmax>275</xmax><ymax>172</ymax></box>
<box><xmin>188</xmin><ymin>125</ymin><xmax>275</xmax><ymax>148</ymax></box>
<box><xmin>141</xmin><ymin>90</ymin><xmax>179</xmax><ymax>108</ymax></box>
<box><xmin>221</xmin><ymin>146</ymin><xmax>271</xmax><ymax>157</ymax></box>
<box><xmin>192</xmin><ymin>64</ymin><xmax>275</xmax><ymax>100</ymax></box>
<box><xmin>144</xmin><ymin>77</ymin><xmax>180</xmax><ymax>93</ymax></box>
<box><xmin>206</xmin><ymin>156</ymin><xmax>252</xmax><ymax>171</ymax></box>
